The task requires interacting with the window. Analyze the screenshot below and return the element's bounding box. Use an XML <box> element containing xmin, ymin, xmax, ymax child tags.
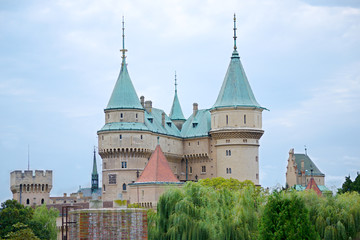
<box><xmin>197</xmin><ymin>141</ymin><xmax>199</xmax><ymax>145</ymax></box>
<box><xmin>107</xmin><ymin>114</ymin><xmax>110</xmax><ymax>119</ymax></box>
<box><xmin>102</xmin><ymin>135</ymin><xmax>104</xmax><ymax>140</ymax></box>
<box><xmin>121</xmin><ymin>161</ymin><xmax>127</xmax><ymax>168</ymax></box>
<box><xmin>192</xmin><ymin>123</ymin><xmax>198</xmax><ymax>128</ymax></box>
<box><xmin>41</xmin><ymin>199</ymin><xmax>44</xmax><ymax>204</ymax></box>
<box><xmin>226</xmin><ymin>115</ymin><xmax>228</xmax><ymax>125</ymax></box>
<box><xmin>201</xmin><ymin>166</ymin><xmax>206</xmax><ymax>173</ymax></box>
<box><xmin>136</xmin><ymin>113</ymin><xmax>138</xmax><ymax>118</ymax></box>
<box><xmin>243</xmin><ymin>139</ymin><xmax>247</xmax><ymax>143</ymax></box>
<box><xmin>42</xmin><ymin>184</ymin><xmax>44</xmax><ymax>191</ymax></box>
<box><xmin>226</xmin><ymin>150</ymin><xmax>231</xmax><ymax>156</ymax></box>
<box><xmin>103</xmin><ymin>184</ymin><xmax>106</xmax><ymax>192</ymax></box>
<box><xmin>229</xmin><ymin>168</ymin><xmax>232</xmax><ymax>174</ymax></box>
<box><xmin>27</xmin><ymin>185</ymin><xmax>30</xmax><ymax>191</ymax></box>
<box><xmin>148</xmin><ymin>118</ymin><xmax>153</xmax><ymax>123</ymax></box>
<box><xmin>167</xmin><ymin>122</ymin><xmax>172</xmax><ymax>127</ymax></box>
<box><xmin>109</xmin><ymin>174</ymin><xmax>117</xmax><ymax>184</ymax></box>
<box><xmin>256</xmin><ymin>174</ymin><xmax>259</xmax><ymax>180</ymax></box>
<box><xmin>256</xmin><ymin>156</ymin><xmax>258</xmax><ymax>162</ymax></box>
<box><xmin>140</xmin><ymin>135</ymin><xmax>143</xmax><ymax>140</ymax></box>
<box><xmin>122</xmin><ymin>183</ymin><xmax>127</xmax><ymax>191</ymax></box>
<box><xmin>26</xmin><ymin>199</ymin><xmax>30</xmax><ymax>205</ymax></box>
<box><xmin>226</xmin><ymin>168</ymin><xmax>232</xmax><ymax>174</ymax></box>
<box><xmin>244</xmin><ymin>115</ymin><xmax>246</xmax><ymax>124</ymax></box>
<box><xmin>119</xmin><ymin>134</ymin><xmax>122</xmax><ymax>140</ymax></box>
<box><xmin>120</xmin><ymin>113</ymin><xmax>123</xmax><ymax>119</ymax></box>
<box><xmin>189</xmin><ymin>167</ymin><xmax>193</xmax><ymax>174</ymax></box>
<box><xmin>226</xmin><ymin>139</ymin><xmax>230</xmax><ymax>143</ymax></box>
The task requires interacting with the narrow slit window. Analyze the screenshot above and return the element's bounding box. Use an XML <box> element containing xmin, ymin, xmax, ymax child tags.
<box><xmin>226</xmin><ymin>115</ymin><xmax>228</xmax><ymax>125</ymax></box>
<box><xmin>244</xmin><ymin>115</ymin><xmax>247</xmax><ymax>124</ymax></box>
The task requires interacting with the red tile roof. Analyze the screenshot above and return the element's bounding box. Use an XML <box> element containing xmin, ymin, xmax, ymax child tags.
<box><xmin>306</xmin><ymin>177</ymin><xmax>322</xmax><ymax>196</ymax></box>
<box><xmin>136</xmin><ymin>145</ymin><xmax>179</xmax><ymax>183</ymax></box>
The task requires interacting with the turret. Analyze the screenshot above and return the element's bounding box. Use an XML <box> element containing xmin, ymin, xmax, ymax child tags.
<box><xmin>169</xmin><ymin>72</ymin><xmax>186</xmax><ymax>130</ymax></box>
<box><xmin>210</xmin><ymin>15</ymin><xmax>266</xmax><ymax>185</ymax></box>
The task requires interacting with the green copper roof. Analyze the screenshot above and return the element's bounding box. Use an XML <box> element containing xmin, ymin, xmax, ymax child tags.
<box><xmin>98</xmin><ymin>122</ymin><xmax>149</xmax><ymax>132</ymax></box>
<box><xmin>294</xmin><ymin>153</ymin><xmax>324</xmax><ymax>177</ymax></box>
<box><xmin>144</xmin><ymin>108</ymin><xmax>182</xmax><ymax>137</ymax></box>
<box><xmin>169</xmin><ymin>91</ymin><xmax>185</xmax><ymax>120</ymax></box>
<box><xmin>212</xmin><ymin>50</ymin><xmax>263</xmax><ymax>109</ymax></box>
<box><xmin>92</xmin><ymin>148</ymin><xmax>98</xmax><ymax>175</ymax></box>
<box><xmin>105</xmin><ymin>59</ymin><xmax>143</xmax><ymax>110</ymax></box>
<box><xmin>181</xmin><ymin>109</ymin><xmax>211</xmax><ymax>138</ymax></box>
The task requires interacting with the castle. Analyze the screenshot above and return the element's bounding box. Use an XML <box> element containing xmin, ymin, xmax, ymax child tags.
<box><xmin>97</xmin><ymin>15</ymin><xmax>266</xmax><ymax>203</ymax></box>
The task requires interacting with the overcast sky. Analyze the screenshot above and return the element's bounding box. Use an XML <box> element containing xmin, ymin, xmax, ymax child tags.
<box><xmin>1</xmin><ymin>0</ymin><xmax>360</xmax><ymax>202</ymax></box>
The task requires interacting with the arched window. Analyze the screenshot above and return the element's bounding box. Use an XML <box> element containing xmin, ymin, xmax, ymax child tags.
<box><xmin>122</xmin><ymin>183</ymin><xmax>127</xmax><ymax>191</ymax></box>
<box><xmin>229</xmin><ymin>150</ymin><xmax>231</xmax><ymax>156</ymax></box>
<box><xmin>119</xmin><ymin>134</ymin><xmax>122</xmax><ymax>140</ymax></box>
<box><xmin>120</xmin><ymin>113</ymin><xmax>123</xmax><ymax>119</ymax></box>
<box><xmin>226</xmin><ymin>168</ymin><xmax>228</xmax><ymax>174</ymax></box>
<box><xmin>41</xmin><ymin>199</ymin><xmax>44</xmax><ymax>204</ymax></box>
<box><xmin>42</xmin><ymin>184</ymin><xmax>44</xmax><ymax>191</ymax></box>
<box><xmin>26</xmin><ymin>199</ymin><xmax>30</xmax><ymax>205</ymax></box>
<box><xmin>229</xmin><ymin>168</ymin><xmax>232</xmax><ymax>174</ymax></box>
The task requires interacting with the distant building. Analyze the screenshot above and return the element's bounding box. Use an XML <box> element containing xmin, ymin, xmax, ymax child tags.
<box><xmin>97</xmin><ymin>16</ymin><xmax>266</xmax><ymax>203</ymax></box>
<box><xmin>286</xmin><ymin>148</ymin><xmax>329</xmax><ymax>194</ymax></box>
<box><xmin>10</xmin><ymin>170</ymin><xmax>52</xmax><ymax>206</ymax></box>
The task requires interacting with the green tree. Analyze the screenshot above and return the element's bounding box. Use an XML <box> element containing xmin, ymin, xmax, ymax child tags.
<box><xmin>29</xmin><ymin>204</ymin><xmax>58</xmax><ymax>240</ymax></box>
<box><xmin>338</xmin><ymin>175</ymin><xmax>353</xmax><ymax>194</ymax></box>
<box><xmin>0</xmin><ymin>200</ymin><xmax>33</xmax><ymax>238</ymax></box>
<box><xmin>259</xmin><ymin>191</ymin><xmax>318</xmax><ymax>240</ymax></box>
<box><xmin>4</xmin><ymin>223</ymin><xmax>40</xmax><ymax>240</ymax></box>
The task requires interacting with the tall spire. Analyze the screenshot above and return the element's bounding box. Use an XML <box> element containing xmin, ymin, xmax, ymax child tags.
<box><xmin>233</xmin><ymin>13</ymin><xmax>237</xmax><ymax>51</ymax></box>
<box><xmin>175</xmin><ymin>71</ymin><xmax>178</xmax><ymax>93</ymax></box>
<box><xmin>120</xmin><ymin>16</ymin><xmax>127</xmax><ymax>63</ymax></box>
<box><xmin>212</xmin><ymin>14</ymin><xmax>265</xmax><ymax>110</ymax></box>
<box><xmin>91</xmin><ymin>146</ymin><xmax>99</xmax><ymax>193</ymax></box>
<box><xmin>169</xmin><ymin>72</ymin><xmax>185</xmax><ymax>121</ymax></box>
<box><xmin>106</xmin><ymin>17</ymin><xmax>143</xmax><ymax>110</ymax></box>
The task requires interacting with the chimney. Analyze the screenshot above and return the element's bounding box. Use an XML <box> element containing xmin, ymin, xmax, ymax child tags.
<box><xmin>145</xmin><ymin>100</ymin><xmax>152</xmax><ymax>113</ymax></box>
<box><xmin>140</xmin><ymin>96</ymin><xmax>145</xmax><ymax>108</ymax></box>
<box><xmin>63</xmin><ymin>193</ymin><xmax>67</xmax><ymax>197</ymax></box>
<box><xmin>162</xmin><ymin>112</ymin><xmax>166</xmax><ymax>127</ymax></box>
<box><xmin>193</xmin><ymin>103</ymin><xmax>198</xmax><ymax>116</ymax></box>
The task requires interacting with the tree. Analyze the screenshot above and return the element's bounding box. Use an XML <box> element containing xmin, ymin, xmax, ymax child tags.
<box><xmin>259</xmin><ymin>191</ymin><xmax>318</xmax><ymax>240</ymax></box>
<box><xmin>0</xmin><ymin>200</ymin><xmax>33</xmax><ymax>238</ymax></box>
<box><xmin>4</xmin><ymin>223</ymin><xmax>40</xmax><ymax>240</ymax></box>
<box><xmin>29</xmin><ymin>204</ymin><xmax>58</xmax><ymax>240</ymax></box>
<box><xmin>338</xmin><ymin>172</ymin><xmax>360</xmax><ymax>194</ymax></box>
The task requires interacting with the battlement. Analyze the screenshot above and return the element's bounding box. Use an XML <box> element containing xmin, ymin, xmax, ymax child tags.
<box><xmin>10</xmin><ymin>170</ymin><xmax>53</xmax><ymax>186</ymax></box>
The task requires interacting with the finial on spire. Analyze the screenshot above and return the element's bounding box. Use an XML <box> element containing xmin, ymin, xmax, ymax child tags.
<box><xmin>304</xmin><ymin>145</ymin><xmax>307</xmax><ymax>155</ymax></box>
<box><xmin>175</xmin><ymin>71</ymin><xmax>178</xmax><ymax>93</ymax></box>
<box><xmin>120</xmin><ymin>16</ymin><xmax>128</xmax><ymax>62</ymax></box>
<box><xmin>233</xmin><ymin>14</ymin><xmax>237</xmax><ymax>51</ymax></box>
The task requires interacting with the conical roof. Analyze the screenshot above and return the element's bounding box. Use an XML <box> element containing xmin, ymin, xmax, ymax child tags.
<box><xmin>92</xmin><ymin>149</ymin><xmax>98</xmax><ymax>176</ymax></box>
<box><xmin>169</xmin><ymin>91</ymin><xmax>185</xmax><ymax>120</ymax></box>
<box><xmin>106</xmin><ymin>59</ymin><xmax>143</xmax><ymax>110</ymax></box>
<box><xmin>212</xmin><ymin>50</ymin><xmax>263</xmax><ymax>109</ymax></box>
<box><xmin>306</xmin><ymin>178</ymin><xmax>322</xmax><ymax>196</ymax></box>
<box><xmin>136</xmin><ymin>144</ymin><xmax>179</xmax><ymax>183</ymax></box>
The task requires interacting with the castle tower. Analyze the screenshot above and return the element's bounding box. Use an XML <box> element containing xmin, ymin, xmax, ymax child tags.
<box><xmin>10</xmin><ymin>170</ymin><xmax>53</xmax><ymax>206</ymax></box>
<box><xmin>91</xmin><ymin>147</ymin><xmax>99</xmax><ymax>193</ymax></box>
<box><xmin>210</xmin><ymin>15</ymin><xmax>266</xmax><ymax>185</ymax></box>
<box><xmin>97</xmin><ymin>18</ymin><xmax>150</xmax><ymax>202</ymax></box>
<box><xmin>169</xmin><ymin>72</ymin><xmax>186</xmax><ymax>130</ymax></box>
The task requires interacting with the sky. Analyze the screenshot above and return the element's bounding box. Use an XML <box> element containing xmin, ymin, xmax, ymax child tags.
<box><xmin>1</xmin><ymin>0</ymin><xmax>360</xmax><ymax>202</ymax></box>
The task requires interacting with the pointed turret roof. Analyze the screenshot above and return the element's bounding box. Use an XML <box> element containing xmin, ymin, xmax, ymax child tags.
<box><xmin>306</xmin><ymin>178</ymin><xmax>322</xmax><ymax>196</ymax></box>
<box><xmin>169</xmin><ymin>72</ymin><xmax>185</xmax><ymax>120</ymax></box>
<box><xmin>92</xmin><ymin>148</ymin><xmax>98</xmax><ymax>176</ymax></box>
<box><xmin>105</xmin><ymin>18</ymin><xmax>143</xmax><ymax>110</ymax></box>
<box><xmin>136</xmin><ymin>142</ymin><xmax>179</xmax><ymax>183</ymax></box>
<box><xmin>212</xmin><ymin>15</ymin><xmax>264</xmax><ymax>110</ymax></box>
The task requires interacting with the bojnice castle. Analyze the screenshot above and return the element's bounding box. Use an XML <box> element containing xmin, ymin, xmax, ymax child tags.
<box><xmin>97</xmin><ymin>16</ymin><xmax>267</xmax><ymax>203</ymax></box>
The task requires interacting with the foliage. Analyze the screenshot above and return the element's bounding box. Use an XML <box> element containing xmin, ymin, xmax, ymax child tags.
<box><xmin>0</xmin><ymin>200</ymin><xmax>58</xmax><ymax>240</ymax></box>
<box><xmin>259</xmin><ymin>191</ymin><xmax>318</xmax><ymax>240</ymax></box>
<box><xmin>149</xmin><ymin>179</ymin><xmax>263</xmax><ymax>240</ymax></box>
<box><xmin>4</xmin><ymin>223</ymin><xmax>40</xmax><ymax>240</ymax></box>
<box><xmin>0</xmin><ymin>200</ymin><xmax>33</xmax><ymax>238</ymax></box>
<box><xmin>29</xmin><ymin>204</ymin><xmax>58</xmax><ymax>240</ymax></box>
<box><xmin>338</xmin><ymin>173</ymin><xmax>360</xmax><ymax>194</ymax></box>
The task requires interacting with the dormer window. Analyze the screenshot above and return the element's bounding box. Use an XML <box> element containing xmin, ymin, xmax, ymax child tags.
<box><xmin>148</xmin><ymin>118</ymin><xmax>153</xmax><ymax>123</ymax></box>
<box><xmin>167</xmin><ymin>122</ymin><xmax>172</xmax><ymax>127</ymax></box>
<box><xmin>192</xmin><ymin>122</ymin><xmax>198</xmax><ymax>128</ymax></box>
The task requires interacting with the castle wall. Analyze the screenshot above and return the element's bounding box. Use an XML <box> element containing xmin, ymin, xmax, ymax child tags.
<box><xmin>105</xmin><ymin>109</ymin><xmax>145</xmax><ymax>124</ymax></box>
<box><xmin>10</xmin><ymin>170</ymin><xmax>52</xmax><ymax>206</ymax></box>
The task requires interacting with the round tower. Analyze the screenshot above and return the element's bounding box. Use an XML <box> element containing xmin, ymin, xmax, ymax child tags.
<box><xmin>97</xmin><ymin>18</ymin><xmax>151</xmax><ymax>202</ymax></box>
<box><xmin>210</xmin><ymin>15</ymin><xmax>266</xmax><ymax>185</ymax></box>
